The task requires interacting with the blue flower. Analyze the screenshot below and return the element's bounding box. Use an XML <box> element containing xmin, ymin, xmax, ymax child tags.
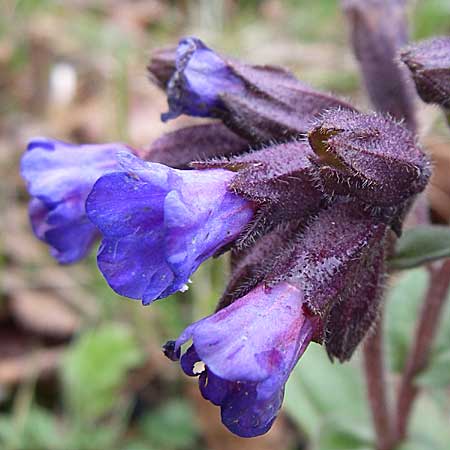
<box><xmin>86</xmin><ymin>153</ymin><xmax>254</xmax><ymax>305</ymax></box>
<box><xmin>20</xmin><ymin>138</ymin><xmax>134</xmax><ymax>263</ymax></box>
<box><xmin>163</xmin><ymin>282</ymin><xmax>315</xmax><ymax>437</ymax></box>
<box><xmin>162</xmin><ymin>37</ymin><xmax>245</xmax><ymax>121</ymax></box>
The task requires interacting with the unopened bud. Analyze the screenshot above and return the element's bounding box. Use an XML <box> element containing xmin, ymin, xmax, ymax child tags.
<box><xmin>308</xmin><ymin>109</ymin><xmax>431</xmax><ymax>208</ymax></box>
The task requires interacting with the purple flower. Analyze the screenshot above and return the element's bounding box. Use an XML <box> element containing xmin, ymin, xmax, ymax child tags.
<box><xmin>163</xmin><ymin>282</ymin><xmax>315</xmax><ymax>437</ymax></box>
<box><xmin>20</xmin><ymin>138</ymin><xmax>134</xmax><ymax>263</ymax></box>
<box><xmin>156</xmin><ymin>37</ymin><xmax>354</xmax><ymax>143</ymax></box>
<box><xmin>86</xmin><ymin>153</ymin><xmax>254</xmax><ymax>305</ymax></box>
<box><xmin>162</xmin><ymin>37</ymin><xmax>245</xmax><ymax>121</ymax></box>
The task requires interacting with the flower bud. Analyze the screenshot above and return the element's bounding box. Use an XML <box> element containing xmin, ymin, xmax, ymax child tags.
<box><xmin>265</xmin><ymin>201</ymin><xmax>388</xmax><ymax>360</ymax></box>
<box><xmin>308</xmin><ymin>109</ymin><xmax>431</xmax><ymax>208</ymax></box>
<box><xmin>161</xmin><ymin>37</ymin><xmax>245</xmax><ymax>122</ymax></box>
<box><xmin>147</xmin><ymin>46</ymin><xmax>177</xmax><ymax>89</ymax></box>
<box><xmin>144</xmin><ymin>122</ymin><xmax>249</xmax><ymax>168</ymax></box>
<box><xmin>156</xmin><ymin>36</ymin><xmax>354</xmax><ymax>143</ymax></box>
<box><xmin>400</xmin><ymin>37</ymin><xmax>450</xmax><ymax>111</ymax></box>
<box><xmin>325</xmin><ymin>241</ymin><xmax>385</xmax><ymax>361</ymax></box>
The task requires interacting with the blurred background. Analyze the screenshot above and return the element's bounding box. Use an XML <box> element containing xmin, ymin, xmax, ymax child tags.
<box><xmin>1</xmin><ymin>1</ymin><xmax>450</xmax><ymax>449</ymax></box>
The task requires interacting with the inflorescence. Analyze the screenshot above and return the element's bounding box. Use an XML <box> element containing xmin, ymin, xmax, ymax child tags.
<box><xmin>21</xmin><ymin>36</ymin><xmax>442</xmax><ymax>437</ymax></box>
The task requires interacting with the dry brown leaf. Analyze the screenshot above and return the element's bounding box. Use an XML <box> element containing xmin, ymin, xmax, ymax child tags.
<box><xmin>0</xmin><ymin>347</ymin><xmax>63</xmax><ymax>386</ymax></box>
<box><xmin>10</xmin><ymin>289</ymin><xmax>81</xmax><ymax>338</ymax></box>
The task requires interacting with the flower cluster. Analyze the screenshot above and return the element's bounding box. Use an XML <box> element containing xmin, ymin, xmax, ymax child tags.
<box><xmin>21</xmin><ymin>37</ymin><xmax>431</xmax><ymax>437</ymax></box>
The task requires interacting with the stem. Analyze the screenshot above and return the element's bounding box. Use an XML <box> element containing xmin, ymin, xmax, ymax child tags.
<box><xmin>395</xmin><ymin>259</ymin><xmax>450</xmax><ymax>442</ymax></box>
<box><xmin>363</xmin><ymin>312</ymin><xmax>395</xmax><ymax>450</ymax></box>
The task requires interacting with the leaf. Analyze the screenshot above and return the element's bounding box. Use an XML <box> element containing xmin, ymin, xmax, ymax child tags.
<box><xmin>385</xmin><ymin>268</ymin><xmax>428</xmax><ymax>372</ymax></box>
<box><xmin>317</xmin><ymin>420</ymin><xmax>373</xmax><ymax>450</ymax></box>
<box><xmin>62</xmin><ymin>323</ymin><xmax>144</xmax><ymax>421</ymax></box>
<box><xmin>64</xmin><ymin>426</ymin><xmax>120</xmax><ymax>450</ymax></box>
<box><xmin>385</xmin><ymin>267</ymin><xmax>450</xmax><ymax>374</ymax></box>
<box><xmin>123</xmin><ymin>443</ymin><xmax>157</xmax><ymax>450</ymax></box>
<box><xmin>406</xmin><ymin>392</ymin><xmax>450</xmax><ymax>450</ymax></box>
<box><xmin>284</xmin><ymin>343</ymin><xmax>372</xmax><ymax>447</ymax></box>
<box><xmin>0</xmin><ymin>407</ymin><xmax>62</xmax><ymax>450</ymax></box>
<box><xmin>139</xmin><ymin>400</ymin><xmax>199</xmax><ymax>450</ymax></box>
<box><xmin>389</xmin><ymin>226</ymin><xmax>450</xmax><ymax>270</ymax></box>
<box><xmin>417</xmin><ymin>351</ymin><xmax>450</xmax><ymax>389</ymax></box>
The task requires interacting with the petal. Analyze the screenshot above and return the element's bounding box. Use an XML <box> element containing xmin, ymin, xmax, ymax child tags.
<box><xmin>162</xmin><ymin>37</ymin><xmax>244</xmax><ymax>121</ymax></box>
<box><xmin>220</xmin><ymin>376</ymin><xmax>284</xmax><ymax>438</ymax></box>
<box><xmin>21</xmin><ymin>138</ymin><xmax>134</xmax><ymax>263</ymax></box>
<box><xmin>21</xmin><ymin>138</ymin><xmax>128</xmax><ymax>203</ymax></box>
<box><xmin>87</xmin><ymin>155</ymin><xmax>253</xmax><ymax>304</ymax></box>
<box><xmin>182</xmin><ymin>283</ymin><xmax>313</xmax><ymax>383</ymax></box>
<box><xmin>45</xmin><ymin>217</ymin><xmax>98</xmax><ymax>264</ymax></box>
<box><xmin>86</xmin><ymin>171</ymin><xmax>167</xmax><ymax>239</ymax></box>
<box><xmin>166</xmin><ymin>282</ymin><xmax>315</xmax><ymax>437</ymax></box>
<box><xmin>96</xmin><ymin>234</ymin><xmax>174</xmax><ymax>304</ymax></box>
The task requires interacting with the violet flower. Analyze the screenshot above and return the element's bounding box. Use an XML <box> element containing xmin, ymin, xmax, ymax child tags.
<box><xmin>150</xmin><ymin>37</ymin><xmax>354</xmax><ymax>143</ymax></box>
<box><xmin>86</xmin><ymin>152</ymin><xmax>254</xmax><ymax>304</ymax></box>
<box><xmin>162</xmin><ymin>37</ymin><xmax>245</xmax><ymax>122</ymax></box>
<box><xmin>164</xmin><ymin>282</ymin><xmax>315</xmax><ymax>437</ymax></box>
<box><xmin>20</xmin><ymin>138</ymin><xmax>135</xmax><ymax>263</ymax></box>
<box><xmin>193</xmin><ymin>140</ymin><xmax>326</xmax><ymax>246</ymax></box>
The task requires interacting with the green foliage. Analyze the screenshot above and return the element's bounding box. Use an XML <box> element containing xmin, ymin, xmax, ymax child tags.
<box><xmin>284</xmin><ymin>343</ymin><xmax>372</xmax><ymax>449</ymax></box>
<box><xmin>386</xmin><ymin>267</ymin><xmax>450</xmax><ymax>374</ymax></box>
<box><xmin>389</xmin><ymin>226</ymin><xmax>450</xmax><ymax>270</ymax></box>
<box><xmin>285</xmin><ymin>0</ymin><xmax>341</xmax><ymax>42</ymax></box>
<box><xmin>385</xmin><ymin>268</ymin><xmax>429</xmax><ymax>372</ymax></box>
<box><xmin>138</xmin><ymin>400</ymin><xmax>200</xmax><ymax>450</ymax></box>
<box><xmin>0</xmin><ymin>407</ymin><xmax>61</xmax><ymax>450</ymax></box>
<box><xmin>406</xmin><ymin>393</ymin><xmax>450</xmax><ymax>450</ymax></box>
<box><xmin>413</xmin><ymin>0</ymin><xmax>450</xmax><ymax>39</ymax></box>
<box><xmin>62</xmin><ymin>323</ymin><xmax>144</xmax><ymax>421</ymax></box>
<box><xmin>417</xmin><ymin>351</ymin><xmax>450</xmax><ymax>388</ymax></box>
<box><xmin>317</xmin><ymin>420</ymin><xmax>373</xmax><ymax>450</ymax></box>
<box><xmin>384</xmin><ymin>268</ymin><xmax>450</xmax><ymax>450</ymax></box>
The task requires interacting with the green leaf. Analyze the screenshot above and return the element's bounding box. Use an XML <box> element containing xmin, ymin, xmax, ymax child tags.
<box><xmin>417</xmin><ymin>351</ymin><xmax>450</xmax><ymax>389</ymax></box>
<box><xmin>385</xmin><ymin>266</ymin><xmax>450</xmax><ymax>375</ymax></box>
<box><xmin>0</xmin><ymin>407</ymin><xmax>62</xmax><ymax>450</ymax></box>
<box><xmin>64</xmin><ymin>426</ymin><xmax>120</xmax><ymax>450</ymax></box>
<box><xmin>407</xmin><ymin>392</ymin><xmax>450</xmax><ymax>450</ymax></box>
<box><xmin>139</xmin><ymin>400</ymin><xmax>199</xmax><ymax>450</ymax></box>
<box><xmin>385</xmin><ymin>268</ymin><xmax>429</xmax><ymax>372</ymax></box>
<box><xmin>317</xmin><ymin>420</ymin><xmax>373</xmax><ymax>450</ymax></box>
<box><xmin>122</xmin><ymin>443</ymin><xmax>157</xmax><ymax>450</ymax></box>
<box><xmin>389</xmin><ymin>226</ymin><xmax>450</xmax><ymax>270</ymax></box>
<box><xmin>284</xmin><ymin>343</ymin><xmax>372</xmax><ymax>448</ymax></box>
<box><xmin>62</xmin><ymin>323</ymin><xmax>144</xmax><ymax>421</ymax></box>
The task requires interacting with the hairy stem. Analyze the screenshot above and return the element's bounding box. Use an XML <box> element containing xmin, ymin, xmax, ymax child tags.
<box><xmin>363</xmin><ymin>313</ymin><xmax>395</xmax><ymax>450</ymax></box>
<box><xmin>395</xmin><ymin>259</ymin><xmax>450</xmax><ymax>442</ymax></box>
